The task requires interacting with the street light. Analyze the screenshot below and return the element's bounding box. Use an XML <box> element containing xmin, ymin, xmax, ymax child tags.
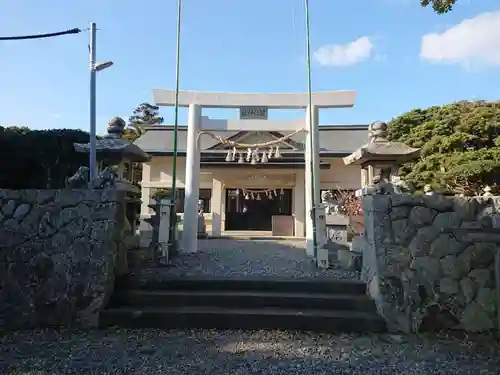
<box><xmin>94</xmin><ymin>61</ymin><xmax>113</xmax><ymax>72</ymax></box>
<box><xmin>89</xmin><ymin>22</ymin><xmax>113</xmax><ymax>180</ymax></box>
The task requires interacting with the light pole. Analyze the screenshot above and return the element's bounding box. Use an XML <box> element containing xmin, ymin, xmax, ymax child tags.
<box><xmin>304</xmin><ymin>0</ymin><xmax>318</xmax><ymax>259</ymax></box>
<box><xmin>89</xmin><ymin>22</ymin><xmax>114</xmax><ymax>180</ymax></box>
<box><xmin>169</xmin><ymin>0</ymin><xmax>183</xmax><ymax>252</ymax></box>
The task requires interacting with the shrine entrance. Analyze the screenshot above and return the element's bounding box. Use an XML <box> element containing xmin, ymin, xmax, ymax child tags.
<box><xmin>225</xmin><ymin>188</ymin><xmax>293</xmax><ymax>231</ymax></box>
<box><xmin>152</xmin><ymin>88</ymin><xmax>357</xmax><ymax>254</ymax></box>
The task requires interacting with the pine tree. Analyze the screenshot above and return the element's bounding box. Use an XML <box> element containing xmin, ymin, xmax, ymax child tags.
<box><xmin>388</xmin><ymin>100</ymin><xmax>500</xmax><ymax>195</ymax></box>
<box><xmin>124</xmin><ymin>103</ymin><xmax>163</xmax><ymax>142</ymax></box>
<box><xmin>420</xmin><ymin>0</ymin><xmax>457</xmax><ymax>14</ymax></box>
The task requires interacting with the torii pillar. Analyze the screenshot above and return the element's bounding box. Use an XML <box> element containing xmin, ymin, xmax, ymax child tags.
<box><xmin>153</xmin><ymin>89</ymin><xmax>357</xmax><ymax>255</ymax></box>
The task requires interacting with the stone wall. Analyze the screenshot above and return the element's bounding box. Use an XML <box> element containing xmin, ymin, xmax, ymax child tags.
<box><xmin>0</xmin><ymin>189</ymin><xmax>127</xmax><ymax>329</ymax></box>
<box><xmin>362</xmin><ymin>194</ymin><xmax>500</xmax><ymax>333</ymax></box>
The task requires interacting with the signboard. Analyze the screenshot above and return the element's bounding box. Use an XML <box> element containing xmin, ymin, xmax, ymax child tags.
<box><xmin>240</xmin><ymin>106</ymin><xmax>268</xmax><ymax>120</ymax></box>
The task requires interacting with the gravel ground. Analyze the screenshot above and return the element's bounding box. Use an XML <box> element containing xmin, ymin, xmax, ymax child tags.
<box><xmin>133</xmin><ymin>239</ymin><xmax>359</xmax><ymax>279</ymax></box>
<box><xmin>1</xmin><ymin>328</ymin><xmax>499</xmax><ymax>374</ymax></box>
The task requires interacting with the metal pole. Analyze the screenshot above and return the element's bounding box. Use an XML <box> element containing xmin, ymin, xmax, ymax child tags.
<box><xmin>169</xmin><ymin>0</ymin><xmax>182</xmax><ymax>250</ymax></box>
<box><xmin>89</xmin><ymin>22</ymin><xmax>97</xmax><ymax>180</ymax></box>
<box><xmin>304</xmin><ymin>0</ymin><xmax>318</xmax><ymax>258</ymax></box>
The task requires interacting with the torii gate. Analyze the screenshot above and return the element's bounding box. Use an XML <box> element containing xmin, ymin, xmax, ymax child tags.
<box><xmin>152</xmin><ymin>89</ymin><xmax>356</xmax><ymax>256</ymax></box>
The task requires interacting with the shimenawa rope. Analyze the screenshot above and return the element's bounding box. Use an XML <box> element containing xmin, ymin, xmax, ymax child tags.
<box><xmin>196</xmin><ymin>128</ymin><xmax>305</xmax><ymax>148</ymax></box>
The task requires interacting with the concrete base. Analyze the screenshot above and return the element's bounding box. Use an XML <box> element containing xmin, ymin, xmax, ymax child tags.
<box><xmin>197</xmin><ymin>214</ymin><xmax>207</xmax><ymax>239</ymax></box>
<box><xmin>351</xmin><ymin>235</ymin><xmax>366</xmax><ymax>254</ymax></box>
<box><xmin>337</xmin><ymin>248</ymin><xmax>362</xmax><ymax>272</ymax></box>
<box><xmin>317</xmin><ymin>246</ymin><xmax>330</xmax><ymax>269</ymax></box>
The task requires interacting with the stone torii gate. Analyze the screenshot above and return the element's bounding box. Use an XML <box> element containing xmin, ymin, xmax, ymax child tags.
<box><xmin>152</xmin><ymin>89</ymin><xmax>357</xmax><ymax>255</ymax></box>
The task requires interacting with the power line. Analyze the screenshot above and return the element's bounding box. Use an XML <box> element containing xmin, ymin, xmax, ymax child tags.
<box><xmin>0</xmin><ymin>28</ymin><xmax>82</xmax><ymax>41</ymax></box>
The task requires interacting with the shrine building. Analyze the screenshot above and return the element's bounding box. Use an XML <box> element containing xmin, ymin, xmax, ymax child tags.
<box><xmin>136</xmin><ymin>121</ymin><xmax>367</xmax><ymax>237</ymax></box>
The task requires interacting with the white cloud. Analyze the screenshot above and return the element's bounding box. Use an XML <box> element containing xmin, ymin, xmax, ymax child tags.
<box><xmin>420</xmin><ymin>11</ymin><xmax>500</xmax><ymax>69</ymax></box>
<box><xmin>314</xmin><ymin>37</ymin><xmax>374</xmax><ymax>67</ymax></box>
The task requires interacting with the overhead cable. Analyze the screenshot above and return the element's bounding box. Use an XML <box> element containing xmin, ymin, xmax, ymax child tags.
<box><xmin>0</xmin><ymin>28</ymin><xmax>82</xmax><ymax>41</ymax></box>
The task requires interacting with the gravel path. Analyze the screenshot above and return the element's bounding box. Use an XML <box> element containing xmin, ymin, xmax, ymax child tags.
<box><xmin>1</xmin><ymin>328</ymin><xmax>499</xmax><ymax>374</ymax></box>
<box><xmin>133</xmin><ymin>239</ymin><xmax>359</xmax><ymax>279</ymax></box>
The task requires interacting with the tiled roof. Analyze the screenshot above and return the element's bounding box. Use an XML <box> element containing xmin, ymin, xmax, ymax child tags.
<box><xmin>134</xmin><ymin>124</ymin><xmax>368</xmax><ymax>154</ymax></box>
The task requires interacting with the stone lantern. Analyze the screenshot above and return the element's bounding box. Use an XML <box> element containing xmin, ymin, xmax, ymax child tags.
<box><xmin>74</xmin><ymin>117</ymin><xmax>151</xmax><ymax>186</ymax></box>
<box><xmin>73</xmin><ymin>117</ymin><xmax>152</xmax><ymax>266</ymax></box>
<box><xmin>343</xmin><ymin>121</ymin><xmax>420</xmax><ymax>196</ymax></box>
<box><xmin>336</xmin><ymin>121</ymin><xmax>421</xmax><ymax>273</ymax></box>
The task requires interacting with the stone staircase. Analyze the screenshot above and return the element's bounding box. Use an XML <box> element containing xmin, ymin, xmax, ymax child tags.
<box><xmin>100</xmin><ymin>276</ymin><xmax>386</xmax><ymax>333</ymax></box>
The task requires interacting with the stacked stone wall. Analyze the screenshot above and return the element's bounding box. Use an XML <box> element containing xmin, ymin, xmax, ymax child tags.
<box><xmin>0</xmin><ymin>189</ymin><xmax>126</xmax><ymax>329</ymax></box>
<box><xmin>362</xmin><ymin>194</ymin><xmax>500</xmax><ymax>333</ymax></box>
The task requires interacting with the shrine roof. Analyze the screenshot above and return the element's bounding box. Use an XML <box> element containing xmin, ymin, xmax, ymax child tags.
<box><xmin>134</xmin><ymin>125</ymin><xmax>369</xmax><ymax>156</ymax></box>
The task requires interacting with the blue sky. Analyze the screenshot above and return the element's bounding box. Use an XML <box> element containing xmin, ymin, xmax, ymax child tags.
<box><xmin>1</xmin><ymin>0</ymin><xmax>499</xmax><ymax>134</ymax></box>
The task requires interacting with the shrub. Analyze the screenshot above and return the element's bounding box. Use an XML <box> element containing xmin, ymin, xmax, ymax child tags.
<box><xmin>0</xmin><ymin>126</ymin><xmax>90</xmax><ymax>189</ymax></box>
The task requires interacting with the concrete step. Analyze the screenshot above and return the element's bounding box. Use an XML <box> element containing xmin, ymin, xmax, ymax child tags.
<box><xmin>109</xmin><ymin>290</ymin><xmax>378</xmax><ymax>312</ymax></box>
<box><xmin>99</xmin><ymin>306</ymin><xmax>386</xmax><ymax>333</ymax></box>
<box><xmin>117</xmin><ymin>276</ymin><xmax>368</xmax><ymax>296</ymax></box>
<box><xmin>208</xmin><ymin>235</ymin><xmax>301</xmax><ymax>240</ymax></box>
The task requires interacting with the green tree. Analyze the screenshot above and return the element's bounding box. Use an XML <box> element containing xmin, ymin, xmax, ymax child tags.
<box><xmin>123</xmin><ymin>103</ymin><xmax>163</xmax><ymax>183</ymax></box>
<box><xmin>0</xmin><ymin>125</ymin><xmax>30</xmax><ymax>135</ymax></box>
<box><xmin>124</xmin><ymin>102</ymin><xmax>163</xmax><ymax>142</ymax></box>
<box><xmin>387</xmin><ymin>100</ymin><xmax>500</xmax><ymax>195</ymax></box>
<box><xmin>421</xmin><ymin>0</ymin><xmax>457</xmax><ymax>13</ymax></box>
